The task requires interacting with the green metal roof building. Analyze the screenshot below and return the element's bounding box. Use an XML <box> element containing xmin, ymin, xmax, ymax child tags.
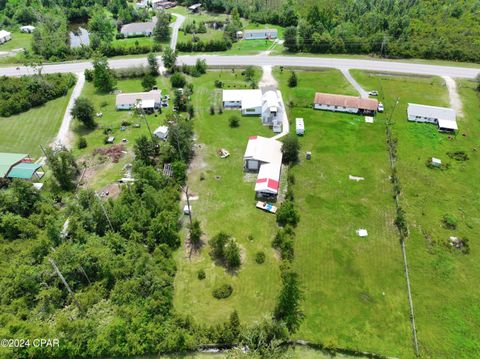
<box><xmin>0</xmin><ymin>152</ymin><xmax>44</xmax><ymax>180</ymax></box>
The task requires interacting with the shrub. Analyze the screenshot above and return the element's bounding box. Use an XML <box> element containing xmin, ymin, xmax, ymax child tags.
<box><xmin>282</xmin><ymin>134</ymin><xmax>300</xmax><ymax>164</ymax></box>
<box><xmin>224</xmin><ymin>239</ymin><xmax>241</xmax><ymax>269</ymax></box>
<box><xmin>197</xmin><ymin>269</ymin><xmax>206</xmax><ymax>280</ymax></box>
<box><xmin>255</xmin><ymin>251</ymin><xmax>266</xmax><ymax>264</ymax></box>
<box><xmin>288</xmin><ymin>71</ymin><xmax>297</xmax><ymax>87</ymax></box>
<box><xmin>71</xmin><ymin>97</ymin><xmax>96</xmax><ymax>129</ymax></box>
<box><xmin>170</xmin><ymin>72</ymin><xmax>186</xmax><ymax>88</ymax></box>
<box><xmin>442</xmin><ymin>213</ymin><xmax>458</xmax><ymax>230</ymax></box>
<box><xmin>273</xmin><ymin>226</ymin><xmax>295</xmax><ymax>261</ymax></box>
<box><xmin>229</xmin><ymin>115</ymin><xmax>240</xmax><ymax>128</ymax></box>
<box><xmin>77</xmin><ymin>137</ymin><xmax>87</xmax><ymax>149</ymax></box>
<box><xmin>276</xmin><ymin>200</ymin><xmax>300</xmax><ymax>227</ymax></box>
<box><xmin>447</xmin><ymin>151</ymin><xmax>469</xmax><ymax>161</ymax></box>
<box><xmin>210</xmin><ymin>231</ymin><xmax>230</xmax><ymax>259</ymax></box>
<box><xmin>214</xmin><ymin>80</ymin><xmax>224</xmax><ymax>88</ymax></box>
<box><xmin>210</xmin><ymin>105</ymin><xmax>215</xmax><ymax>115</ymax></box>
<box><xmin>141</xmin><ymin>74</ymin><xmax>157</xmax><ymax>91</ymax></box>
<box><xmin>84</xmin><ymin>69</ymin><xmax>94</xmax><ymax>81</ymax></box>
<box><xmin>212</xmin><ymin>284</ymin><xmax>233</xmax><ymax>299</ymax></box>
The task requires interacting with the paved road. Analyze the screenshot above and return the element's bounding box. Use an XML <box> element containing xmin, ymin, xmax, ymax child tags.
<box><xmin>169</xmin><ymin>13</ymin><xmax>185</xmax><ymax>50</ymax></box>
<box><xmin>1</xmin><ymin>55</ymin><xmax>479</xmax><ymax>78</ymax></box>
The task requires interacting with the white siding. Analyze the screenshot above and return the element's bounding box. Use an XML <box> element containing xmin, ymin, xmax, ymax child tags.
<box><xmin>242</xmin><ymin>107</ymin><xmax>262</xmax><ymax>115</ymax></box>
<box><xmin>223</xmin><ymin>101</ymin><xmax>241</xmax><ymax>108</ymax></box>
<box><xmin>314</xmin><ymin>103</ymin><xmax>359</xmax><ymax>114</ymax></box>
<box><xmin>407</xmin><ymin>114</ymin><xmax>437</xmax><ymax>124</ymax></box>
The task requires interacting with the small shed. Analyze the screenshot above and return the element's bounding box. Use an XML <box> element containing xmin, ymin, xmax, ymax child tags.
<box><xmin>154</xmin><ymin>125</ymin><xmax>169</xmax><ymax>140</ymax></box>
<box><xmin>20</xmin><ymin>25</ymin><xmax>35</xmax><ymax>33</ymax></box>
<box><xmin>356</xmin><ymin>229</ymin><xmax>368</xmax><ymax>237</ymax></box>
<box><xmin>106</xmin><ymin>136</ymin><xmax>115</xmax><ymax>144</ymax></box>
<box><xmin>183</xmin><ymin>204</ymin><xmax>192</xmax><ymax>215</ymax></box>
<box><xmin>431</xmin><ymin>157</ymin><xmax>442</xmax><ymax>167</ymax></box>
<box><xmin>365</xmin><ymin>116</ymin><xmax>374</xmax><ymax>124</ymax></box>
<box><xmin>188</xmin><ymin>3</ymin><xmax>201</xmax><ymax>13</ymax></box>
<box><xmin>236</xmin><ymin>31</ymin><xmax>243</xmax><ymax>39</ymax></box>
<box><xmin>0</xmin><ymin>30</ymin><xmax>11</xmax><ymax>44</ymax></box>
<box><xmin>296</xmin><ymin>118</ymin><xmax>304</xmax><ymax>135</ymax></box>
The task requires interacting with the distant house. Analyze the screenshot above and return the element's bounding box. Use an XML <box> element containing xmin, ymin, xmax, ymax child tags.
<box><xmin>151</xmin><ymin>0</ymin><xmax>176</xmax><ymax>9</ymax></box>
<box><xmin>313</xmin><ymin>92</ymin><xmax>379</xmax><ymax>114</ymax></box>
<box><xmin>120</xmin><ymin>17</ymin><xmax>157</xmax><ymax>37</ymax></box>
<box><xmin>20</xmin><ymin>25</ymin><xmax>35</xmax><ymax>33</ymax></box>
<box><xmin>188</xmin><ymin>3</ymin><xmax>201</xmax><ymax>13</ymax></box>
<box><xmin>153</xmin><ymin>125</ymin><xmax>169</xmax><ymax>140</ymax></box>
<box><xmin>243</xmin><ymin>29</ymin><xmax>277</xmax><ymax>40</ymax></box>
<box><xmin>243</xmin><ymin>136</ymin><xmax>283</xmax><ymax>198</ymax></box>
<box><xmin>115</xmin><ymin>90</ymin><xmax>162</xmax><ymax>111</ymax></box>
<box><xmin>407</xmin><ymin>103</ymin><xmax>458</xmax><ymax>132</ymax></box>
<box><xmin>0</xmin><ymin>153</ymin><xmax>44</xmax><ymax>181</ymax></box>
<box><xmin>0</xmin><ymin>30</ymin><xmax>11</xmax><ymax>44</ymax></box>
<box><xmin>222</xmin><ymin>89</ymin><xmax>263</xmax><ymax>115</ymax></box>
<box><xmin>136</xmin><ymin>0</ymin><xmax>148</xmax><ymax>9</ymax></box>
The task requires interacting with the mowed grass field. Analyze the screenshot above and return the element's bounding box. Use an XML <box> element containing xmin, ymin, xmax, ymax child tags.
<box><xmin>275</xmin><ymin>69</ymin><xmax>413</xmax><ymax>357</ymax></box>
<box><xmin>0</xmin><ymin>88</ymin><xmax>73</xmax><ymax>158</ymax></box>
<box><xmin>173</xmin><ymin>69</ymin><xmax>282</xmax><ymax>324</ymax></box>
<box><xmin>351</xmin><ymin>71</ymin><xmax>480</xmax><ymax>358</ymax></box>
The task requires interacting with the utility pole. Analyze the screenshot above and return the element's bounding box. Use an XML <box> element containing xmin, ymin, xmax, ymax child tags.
<box><xmin>136</xmin><ymin>100</ymin><xmax>154</xmax><ymax>140</ymax></box>
<box><xmin>183</xmin><ymin>186</ymin><xmax>193</xmax><ymax>228</ymax></box>
<box><xmin>95</xmin><ymin>193</ymin><xmax>114</xmax><ymax>232</ymax></box>
<box><xmin>49</xmin><ymin>258</ymin><xmax>82</xmax><ymax>312</ymax></box>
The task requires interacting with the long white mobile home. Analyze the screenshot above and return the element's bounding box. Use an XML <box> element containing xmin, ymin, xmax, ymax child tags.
<box><xmin>313</xmin><ymin>92</ymin><xmax>378</xmax><ymax>114</ymax></box>
<box><xmin>407</xmin><ymin>103</ymin><xmax>457</xmax><ymax>132</ymax></box>
<box><xmin>243</xmin><ymin>29</ymin><xmax>278</xmax><ymax>40</ymax></box>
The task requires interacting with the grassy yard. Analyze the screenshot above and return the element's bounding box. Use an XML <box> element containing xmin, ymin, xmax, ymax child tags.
<box><xmin>72</xmin><ymin>76</ymin><xmax>174</xmax><ymax>189</ymax></box>
<box><xmin>167</xmin><ymin>6</ymin><xmax>227</xmax><ymax>23</ymax></box>
<box><xmin>275</xmin><ymin>68</ymin><xmax>413</xmax><ymax>357</ymax></box>
<box><xmin>177</xmin><ymin>28</ymin><xmax>225</xmax><ymax>43</ymax></box>
<box><xmin>244</xmin><ymin>22</ymin><xmax>286</xmax><ymax>38</ymax></box>
<box><xmin>173</xmin><ymin>68</ymin><xmax>282</xmax><ymax>324</ymax></box>
<box><xmin>0</xmin><ymin>88</ymin><xmax>73</xmax><ymax>158</ymax></box>
<box><xmin>0</xmin><ymin>31</ymin><xmax>32</xmax><ymax>52</ymax></box>
<box><xmin>351</xmin><ymin>70</ymin><xmax>480</xmax><ymax>358</ymax></box>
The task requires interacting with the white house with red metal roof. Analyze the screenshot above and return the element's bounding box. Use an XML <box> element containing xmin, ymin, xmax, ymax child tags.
<box><xmin>243</xmin><ymin>136</ymin><xmax>283</xmax><ymax>198</ymax></box>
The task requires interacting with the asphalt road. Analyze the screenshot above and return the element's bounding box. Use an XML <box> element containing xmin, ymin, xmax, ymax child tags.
<box><xmin>1</xmin><ymin>54</ymin><xmax>479</xmax><ymax>78</ymax></box>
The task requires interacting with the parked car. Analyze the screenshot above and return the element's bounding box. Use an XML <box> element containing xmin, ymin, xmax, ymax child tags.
<box><xmin>369</xmin><ymin>90</ymin><xmax>379</xmax><ymax>96</ymax></box>
<box><xmin>378</xmin><ymin>102</ymin><xmax>384</xmax><ymax>112</ymax></box>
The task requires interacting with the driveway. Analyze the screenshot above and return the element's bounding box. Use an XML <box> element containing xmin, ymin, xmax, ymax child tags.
<box><xmin>170</xmin><ymin>13</ymin><xmax>185</xmax><ymax>50</ymax></box>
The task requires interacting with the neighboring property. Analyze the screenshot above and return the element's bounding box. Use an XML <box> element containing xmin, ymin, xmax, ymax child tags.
<box><xmin>261</xmin><ymin>90</ymin><xmax>282</xmax><ymax>126</ymax></box>
<box><xmin>407</xmin><ymin>103</ymin><xmax>458</xmax><ymax>132</ymax></box>
<box><xmin>154</xmin><ymin>125</ymin><xmax>169</xmax><ymax>140</ymax></box>
<box><xmin>0</xmin><ymin>30</ymin><xmax>12</xmax><ymax>44</ymax></box>
<box><xmin>120</xmin><ymin>17</ymin><xmax>157</xmax><ymax>37</ymax></box>
<box><xmin>20</xmin><ymin>25</ymin><xmax>35</xmax><ymax>33</ymax></box>
<box><xmin>313</xmin><ymin>92</ymin><xmax>379</xmax><ymax>114</ymax></box>
<box><xmin>151</xmin><ymin>0</ymin><xmax>176</xmax><ymax>9</ymax></box>
<box><xmin>188</xmin><ymin>3</ymin><xmax>201</xmax><ymax>13</ymax></box>
<box><xmin>243</xmin><ymin>136</ymin><xmax>283</xmax><ymax>198</ymax></box>
<box><xmin>0</xmin><ymin>153</ymin><xmax>44</xmax><ymax>181</ymax></box>
<box><xmin>222</xmin><ymin>89</ymin><xmax>263</xmax><ymax>115</ymax></box>
<box><xmin>243</xmin><ymin>29</ymin><xmax>278</xmax><ymax>40</ymax></box>
<box><xmin>115</xmin><ymin>90</ymin><xmax>162</xmax><ymax>111</ymax></box>
<box><xmin>136</xmin><ymin>0</ymin><xmax>148</xmax><ymax>9</ymax></box>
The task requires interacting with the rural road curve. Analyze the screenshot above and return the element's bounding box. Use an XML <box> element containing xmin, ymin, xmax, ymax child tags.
<box><xmin>1</xmin><ymin>55</ymin><xmax>480</xmax><ymax>79</ymax></box>
<box><xmin>340</xmin><ymin>68</ymin><xmax>369</xmax><ymax>98</ymax></box>
<box><xmin>169</xmin><ymin>13</ymin><xmax>185</xmax><ymax>50</ymax></box>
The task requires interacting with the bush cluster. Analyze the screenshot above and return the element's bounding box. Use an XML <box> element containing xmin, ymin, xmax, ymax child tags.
<box><xmin>177</xmin><ymin>39</ymin><xmax>232</xmax><ymax>52</ymax></box>
<box><xmin>0</xmin><ymin>73</ymin><xmax>76</xmax><ymax>117</ymax></box>
<box><xmin>212</xmin><ymin>283</ymin><xmax>233</xmax><ymax>299</ymax></box>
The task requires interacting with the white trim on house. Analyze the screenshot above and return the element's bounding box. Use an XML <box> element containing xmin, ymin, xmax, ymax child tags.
<box><xmin>116</xmin><ymin>90</ymin><xmax>162</xmax><ymax>110</ymax></box>
<box><xmin>243</xmin><ymin>29</ymin><xmax>278</xmax><ymax>40</ymax></box>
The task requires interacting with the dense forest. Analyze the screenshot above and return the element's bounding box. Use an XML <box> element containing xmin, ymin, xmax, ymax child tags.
<box><xmin>182</xmin><ymin>0</ymin><xmax>480</xmax><ymax>62</ymax></box>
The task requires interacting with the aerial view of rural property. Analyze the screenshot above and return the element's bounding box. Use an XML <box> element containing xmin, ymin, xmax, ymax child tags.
<box><xmin>1</xmin><ymin>0</ymin><xmax>480</xmax><ymax>358</ymax></box>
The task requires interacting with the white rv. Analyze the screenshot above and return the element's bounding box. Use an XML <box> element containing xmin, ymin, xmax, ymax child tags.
<box><xmin>296</xmin><ymin>118</ymin><xmax>304</xmax><ymax>135</ymax></box>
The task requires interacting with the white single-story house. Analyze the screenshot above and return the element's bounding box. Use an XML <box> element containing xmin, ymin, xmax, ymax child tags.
<box><xmin>407</xmin><ymin>103</ymin><xmax>458</xmax><ymax>132</ymax></box>
<box><xmin>0</xmin><ymin>30</ymin><xmax>11</xmax><ymax>44</ymax></box>
<box><xmin>243</xmin><ymin>136</ymin><xmax>283</xmax><ymax>198</ymax></box>
<box><xmin>115</xmin><ymin>90</ymin><xmax>162</xmax><ymax>110</ymax></box>
<box><xmin>20</xmin><ymin>25</ymin><xmax>35</xmax><ymax>33</ymax></box>
<box><xmin>243</xmin><ymin>29</ymin><xmax>278</xmax><ymax>40</ymax></box>
<box><xmin>261</xmin><ymin>90</ymin><xmax>281</xmax><ymax>125</ymax></box>
<box><xmin>151</xmin><ymin>0</ymin><xmax>176</xmax><ymax>9</ymax></box>
<box><xmin>153</xmin><ymin>125</ymin><xmax>169</xmax><ymax>140</ymax></box>
<box><xmin>313</xmin><ymin>92</ymin><xmax>379</xmax><ymax>114</ymax></box>
<box><xmin>120</xmin><ymin>17</ymin><xmax>157</xmax><ymax>37</ymax></box>
<box><xmin>222</xmin><ymin>89</ymin><xmax>263</xmax><ymax>115</ymax></box>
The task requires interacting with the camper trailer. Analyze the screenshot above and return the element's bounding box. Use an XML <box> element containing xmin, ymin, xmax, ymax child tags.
<box><xmin>296</xmin><ymin>118</ymin><xmax>304</xmax><ymax>135</ymax></box>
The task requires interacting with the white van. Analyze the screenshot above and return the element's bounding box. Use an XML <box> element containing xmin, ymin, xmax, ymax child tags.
<box><xmin>295</xmin><ymin>118</ymin><xmax>305</xmax><ymax>135</ymax></box>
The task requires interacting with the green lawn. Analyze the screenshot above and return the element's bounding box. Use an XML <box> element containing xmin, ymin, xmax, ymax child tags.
<box><xmin>0</xmin><ymin>31</ymin><xmax>32</xmax><ymax>52</ymax></box>
<box><xmin>0</xmin><ymin>88</ymin><xmax>73</xmax><ymax>158</ymax></box>
<box><xmin>173</xmin><ymin>69</ymin><xmax>282</xmax><ymax>324</ymax></box>
<box><xmin>351</xmin><ymin>70</ymin><xmax>480</xmax><ymax>358</ymax></box>
<box><xmin>244</xmin><ymin>22</ymin><xmax>286</xmax><ymax>38</ymax></box>
<box><xmin>111</xmin><ymin>36</ymin><xmax>155</xmax><ymax>48</ymax></box>
<box><xmin>275</xmin><ymin>68</ymin><xmax>413</xmax><ymax>357</ymax></box>
<box><xmin>177</xmin><ymin>28</ymin><xmax>225</xmax><ymax>43</ymax></box>
<box><xmin>167</xmin><ymin>6</ymin><xmax>228</xmax><ymax>23</ymax></box>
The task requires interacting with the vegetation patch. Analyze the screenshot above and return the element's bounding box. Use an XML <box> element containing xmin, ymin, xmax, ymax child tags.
<box><xmin>212</xmin><ymin>283</ymin><xmax>233</xmax><ymax>299</ymax></box>
<box><xmin>447</xmin><ymin>151</ymin><xmax>469</xmax><ymax>161</ymax></box>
